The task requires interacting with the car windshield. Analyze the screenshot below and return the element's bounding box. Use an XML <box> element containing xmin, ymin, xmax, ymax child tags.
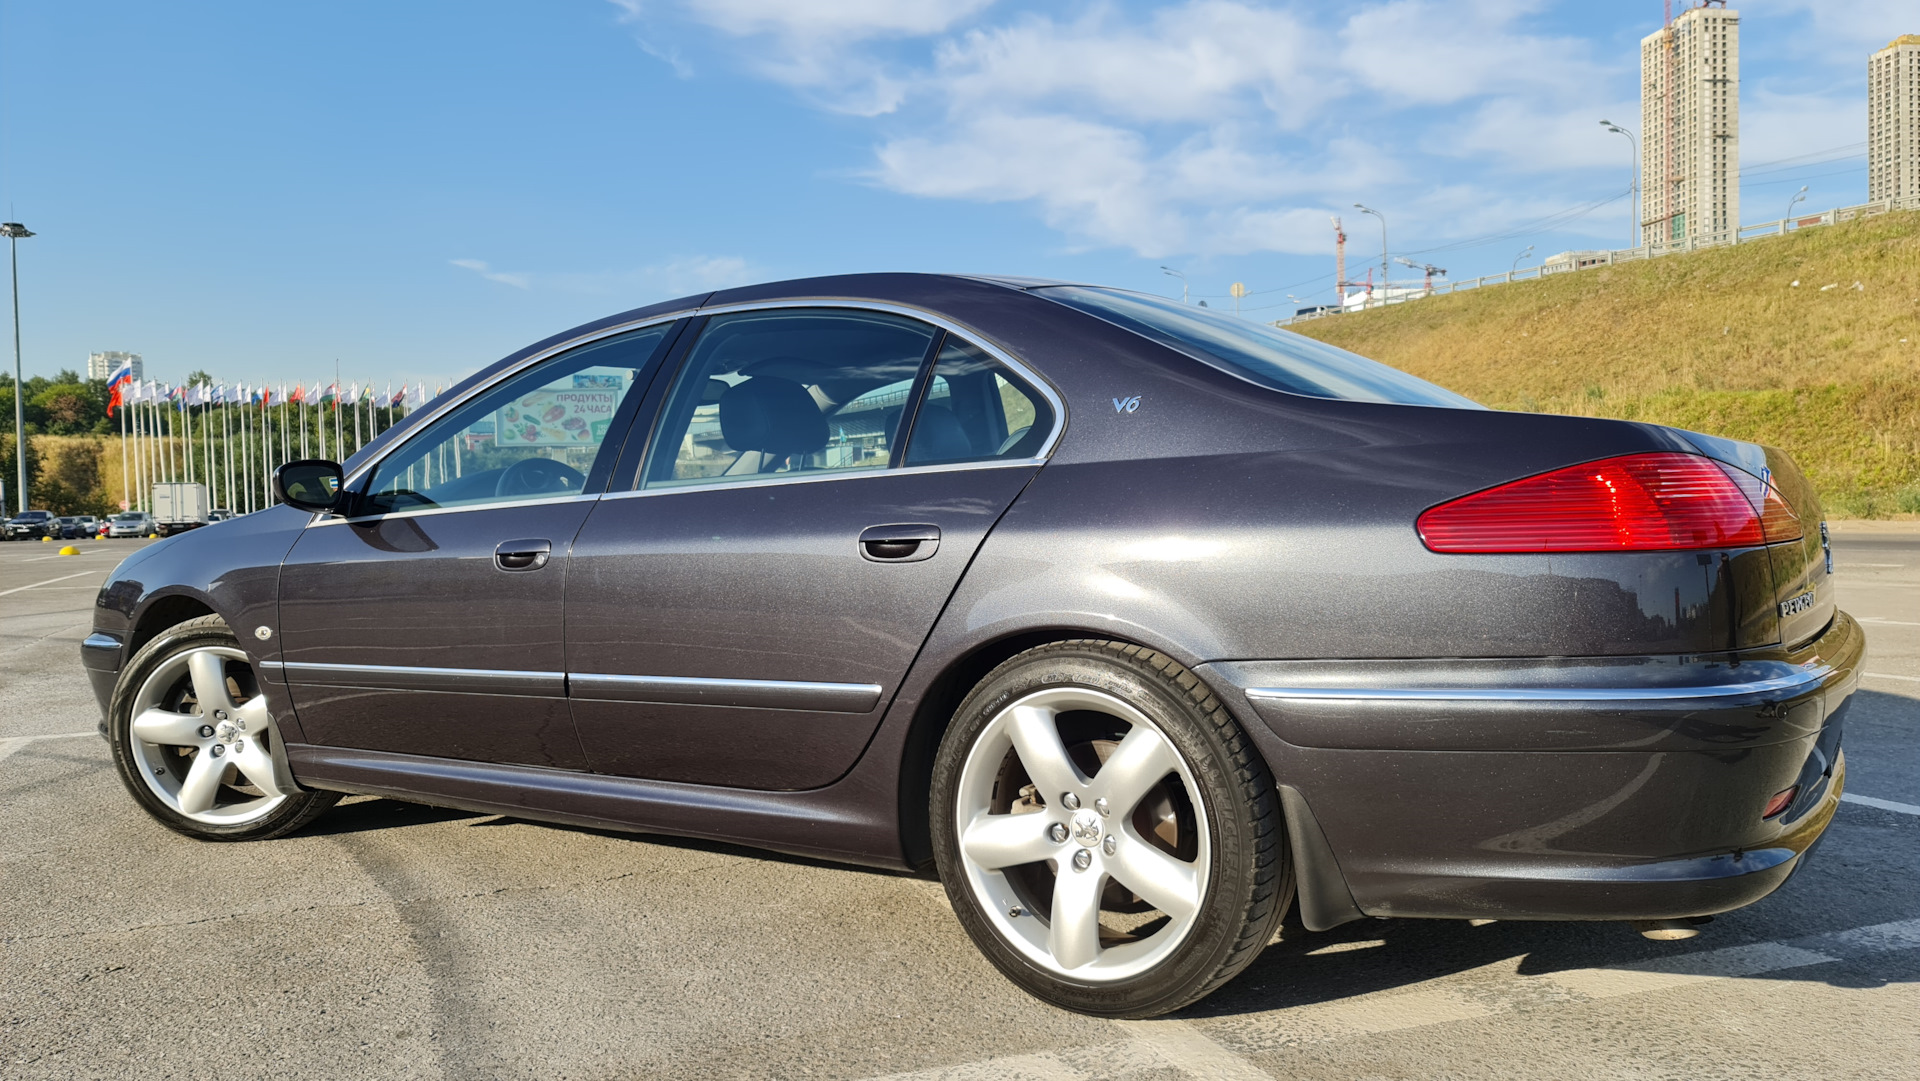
<box><xmin>1036</xmin><ymin>286</ymin><xmax>1482</xmax><ymax>408</ymax></box>
<box><xmin>114</xmin><ymin>514</ymin><xmax>142</xmax><ymax>522</ymax></box>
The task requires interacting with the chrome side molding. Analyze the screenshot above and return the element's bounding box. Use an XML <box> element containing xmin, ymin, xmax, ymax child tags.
<box><xmin>264</xmin><ymin>660</ymin><xmax>564</xmax><ymax>698</ymax></box>
<box><xmin>570</xmin><ymin>672</ymin><xmax>883</xmax><ymax>713</ymax></box>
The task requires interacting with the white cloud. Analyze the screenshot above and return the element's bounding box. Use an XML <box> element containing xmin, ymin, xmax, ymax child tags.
<box><xmin>449</xmin><ymin>259</ymin><xmax>531</xmax><ymax>289</ymax></box>
<box><xmin>607</xmin><ymin>1</ymin><xmax>1873</xmax><ymax>261</ymax></box>
<box><xmin>452</xmin><ymin>255</ymin><xmax>754</xmax><ymax>298</ymax></box>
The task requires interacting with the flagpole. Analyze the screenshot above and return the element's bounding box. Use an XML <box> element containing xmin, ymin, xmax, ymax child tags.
<box><xmin>238</xmin><ymin>393</ymin><xmax>250</xmax><ymax>514</ymax></box>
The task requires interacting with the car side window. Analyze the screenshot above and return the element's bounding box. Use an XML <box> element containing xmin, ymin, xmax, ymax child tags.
<box><xmin>905</xmin><ymin>335</ymin><xmax>1053</xmax><ymax>465</ymax></box>
<box><xmin>359</xmin><ymin>324</ymin><xmax>673</xmax><ymax>515</ymax></box>
<box><xmin>642</xmin><ymin>309</ymin><xmax>938</xmax><ymax>488</ymax></box>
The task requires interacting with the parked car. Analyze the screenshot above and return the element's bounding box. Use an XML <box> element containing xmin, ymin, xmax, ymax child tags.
<box><xmin>71</xmin><ymin>515</ymin><xmax>101</xmax><ymax>538</ymax></box>
<box><xmin>206</xmin><ymin>508</ymin><xmax>235</xmax><ymax>523</ymax></box>
<box><xmin>82</xmin><ymin>274</ymin><xmax>1857</xmax><ymax>1018</ymax></box>
<box><xmin>105</xmin><ymin>512</ymin><xmax>155</xmax><ymax>538</ymax></box>
<box><xmin>4</xmin><ymin>509</ymin><xmax>55</xmax><ymax>540</ymax></box>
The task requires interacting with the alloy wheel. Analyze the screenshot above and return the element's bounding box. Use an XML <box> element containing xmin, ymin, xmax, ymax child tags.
<box><xmin>953</xmin><ymin>686</ymin><xmax>1211</xmax><ymax>981</ymax></box>
<box><xmin>127</xmin><ymin>645</ymin><xmax>291</xmax><ymax>825</ymax></box>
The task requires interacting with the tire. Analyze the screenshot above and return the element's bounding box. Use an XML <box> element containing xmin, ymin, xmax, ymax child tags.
<box><xmin>930</xmin><ymin>639</ymin><xmax>1291</xmax><ymax>1017</ymax></box>
<box><xmin>108</xmin><ymin>614</ymin><xmax>338</xmax><ymax>841</ymax></box>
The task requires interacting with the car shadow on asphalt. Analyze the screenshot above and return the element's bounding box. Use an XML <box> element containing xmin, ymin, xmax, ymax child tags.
<box><xmin>295</xmin><ymin>796</ymin><xmax>492</xmax><ymax>835</ymax></box>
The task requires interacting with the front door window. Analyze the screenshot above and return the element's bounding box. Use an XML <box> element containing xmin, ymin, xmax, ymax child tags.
<box><xmin>362</xmin><ymin>324</ymin><xmax>674</xmax><ymax>514</ymax></box>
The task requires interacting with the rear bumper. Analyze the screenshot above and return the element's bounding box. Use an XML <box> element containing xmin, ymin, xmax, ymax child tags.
<box><xmin>1200</xmin><ymin>611</ymin><xmax>1862</xmax><ymax>924</ymax></box>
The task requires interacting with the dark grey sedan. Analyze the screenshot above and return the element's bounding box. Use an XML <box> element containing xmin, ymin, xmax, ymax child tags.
<box><xmin>81</xmin><ymin>274</ymin><xmax>1859</xmax><ymax>1018</ymax></box>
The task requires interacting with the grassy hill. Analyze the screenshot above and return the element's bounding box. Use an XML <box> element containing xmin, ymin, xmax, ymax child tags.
<box><xmin>1289</xmin><ymin>210</ymin><xmax>1920</xmax><ymax>517</ymax></box>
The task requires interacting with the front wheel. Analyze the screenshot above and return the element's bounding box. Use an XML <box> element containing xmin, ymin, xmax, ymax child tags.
<box><xmin>930</xmin><ymin>640</ymin><xmax>1291</xmax><ymax>1017</ymax></box>
<box><xmin>108</xmin><ymin>615</ymin><xmax>337</xmax><ymax>840</ymax></box>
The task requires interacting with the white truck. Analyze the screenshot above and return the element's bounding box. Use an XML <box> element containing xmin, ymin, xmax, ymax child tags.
<box><xmin>150</xmin><ymin>482</ymin><xmax>210</xmax><ymax>536</ymax></box>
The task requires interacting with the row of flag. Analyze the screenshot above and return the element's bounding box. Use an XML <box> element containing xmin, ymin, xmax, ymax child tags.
<box><xmin>107</xmin><ymin>362</ymin><xmax>435</xmax><ymax>417</ymax></box>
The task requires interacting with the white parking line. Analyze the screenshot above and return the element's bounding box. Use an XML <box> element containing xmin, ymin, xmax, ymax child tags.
<box><xmin>1857</xmin><ymin>618</ymin><xmax>1920</xmax><ymax>627</ymax></box>
<box><xmin>0</xmin><ymin>571</ymin><xmax>100</xmax><ymax>596</ymax></box>
<box><xmin>1843</xmin><ymin>793</ymin><xmax>1920</xmax><ymax>817</ymax></box>
<box><xmin>1865</xmin><ymin>672</ymin><xmax>1920</xmax><ymax>682</ymax></box>
<box><xmin>0</xmin><ymin>730</ymin><xmax>97</xmax><ymax>764</ymax></box>
<box><xmin>854</xmin><ymin>916</ymin><xmax>1920</xmax><ymax>1080</ymax></box>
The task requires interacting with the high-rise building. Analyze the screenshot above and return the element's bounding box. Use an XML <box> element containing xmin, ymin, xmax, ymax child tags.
<box><xmin>1640</xmin><ymin>3</ymin><xmax>1740</xmax><ymax>247</ymax></box>
<box><xmin>86</xmin><ymin>351</ymin><xmax>142</xmax><ymax>382</ymax></box>
<box><xmin>1869</xmin><ymin>35</ymin><xmax>1920</xmax><ymax>202</ymax></box>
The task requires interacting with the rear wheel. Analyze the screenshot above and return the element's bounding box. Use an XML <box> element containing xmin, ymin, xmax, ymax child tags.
<box><xmin>108</xmin><ymin>615</ymin><xmax>337</xmax><ymax>840</ymax></box>
<box><xmin>931</xmin><ymin>640</ymin><xmax>1290</xmax><ymax>1017</ymax></box>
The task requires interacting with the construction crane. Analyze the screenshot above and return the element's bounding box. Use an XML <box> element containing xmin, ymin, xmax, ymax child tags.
<box><xmin>1394</xmin><ymin>257</ymin><xmax>1447</xmax><ymax>295</ymax></box>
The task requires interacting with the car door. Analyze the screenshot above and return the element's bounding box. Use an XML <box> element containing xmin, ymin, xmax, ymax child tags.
<box><xmin>566</xmin><ymin>306</ymin><xmax>1060</xmax><ymax>790</ymax></box>
<box><xmin>274</xmin><ymin>321</ymin><xmax>682</xmax><ymax>768</ymax></box>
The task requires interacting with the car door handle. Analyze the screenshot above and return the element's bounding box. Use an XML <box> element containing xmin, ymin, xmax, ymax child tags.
<box><xmin>859</xmin><ymin>524</ymin><xmax>940</xmax><ymax>563</ymax></box>
<box><xmin>495</xmin><ymin>538</ymin><xmax>552</xmax><ymax>571</ymax></box>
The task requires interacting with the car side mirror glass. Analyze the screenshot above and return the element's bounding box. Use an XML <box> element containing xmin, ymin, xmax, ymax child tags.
<box><xmin>274</xmin><ymin>459</ymin><xmax>345</xmax><ymax>513</ymax></box>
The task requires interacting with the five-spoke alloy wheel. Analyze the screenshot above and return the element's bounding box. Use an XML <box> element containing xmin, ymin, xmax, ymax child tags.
<box><xmin>109</xmin><ymin>615</ymin><xmax>337</xmax><ymax>840</ymax></box>
<box><xmin>932</xmin><ymin>640</ymin><xmax>1291</xmax><ymax>1017</ymax></box>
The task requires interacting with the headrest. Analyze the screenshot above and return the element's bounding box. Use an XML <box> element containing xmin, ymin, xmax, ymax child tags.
<box><xmin>905</xmin><ymin>404</ymin><xmax>976</xmax><ymax>463</ymax></box>
<box><xmin>718</xmin><ymin>376</ymin><xmax>828</xmax><ymax>457</ymax></box>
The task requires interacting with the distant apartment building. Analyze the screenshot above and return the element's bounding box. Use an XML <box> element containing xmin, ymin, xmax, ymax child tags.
<box><xmin>1869</xmin><ymin>35</ymin><xmax>1920</xmax><ymax>202</ymax></box>
<box><xmin>86</xmin><ymin>350</ymin><xmax>142</xmax><ymax>382</ymax></box>
<box><xmin>1640</xmin><ymin>3</ymin><xmax>1740</xmax><ymax>247</ymax></box>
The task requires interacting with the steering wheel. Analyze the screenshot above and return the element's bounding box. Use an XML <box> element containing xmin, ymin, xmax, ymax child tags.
<box><xmin>495</xmin><ymin>456</ymin><xmax>587</xmax><ymax>499</ymax></box>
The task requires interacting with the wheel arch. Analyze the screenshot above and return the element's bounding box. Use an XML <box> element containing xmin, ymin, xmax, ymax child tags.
<box><xmin>127</xmin><ymin>591</ymin><xmax>222</xmax><ymax>660</ymax></box>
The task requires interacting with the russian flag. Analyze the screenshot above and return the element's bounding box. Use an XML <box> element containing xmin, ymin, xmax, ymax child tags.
<box><xmin>106</xmin><ymin>361</ymin><xmax>135</xmax><ymax>416</ymax></box>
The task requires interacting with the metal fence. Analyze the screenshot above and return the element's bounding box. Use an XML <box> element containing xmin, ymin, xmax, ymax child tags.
<box><xmin>1274</xmin><ymin>193</ymin><xmax>1920</xmax><ymax>327</ymax></box>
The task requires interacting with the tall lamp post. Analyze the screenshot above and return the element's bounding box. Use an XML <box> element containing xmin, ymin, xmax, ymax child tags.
<box><xmin>1786</xmin><ymin>185</ymin><xmax>1809</xmax><ymax>222</ymax></box>
<box><xmin>1160</xmin><ymin>265</ymin><xmax>1189</xmax><ymax>304</ymax></box>
<box><xmin>1353</xmin><ymin>204</ymin><xmax>1387</xmax><ymax>300</ymax></box>
<box><xmin>2</xmin><ymin>221</ymin><xmax>33</xmax><ymax>515</ymax></box>
<box><xmin>1513</xmin><ymin>245</ymin><xmax>1535</xmax><ymax>273</ymax></box>
<box><xmin>1600</xmin><ymin>120</ymin><xmax>1638</xmax><ymax>248</ymax></box>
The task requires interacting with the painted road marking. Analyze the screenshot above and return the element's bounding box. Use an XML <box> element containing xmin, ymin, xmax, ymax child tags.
<box><xmin>0</xmin><ymin>571</ymin><xmax>100</xmax><ymax>597</ymax></box>
<box><xmin>1865</xmin><ymin>672</ymin><xmax>1920</xmax><ymax>682</ymax></box>
<box><xmin>1857</xmin><ymin>618</ymin><xmax>1920</xmax><ymax>627</ymax></box>
<box><xmin>1843</xmin><ymin>793</ymin><xmax>1920</xmax><ymax>817</ymax></box>
<box><xmin>0</xmin><ymin>730</ymin><xmax>97</xmax><ymax>764</ymax></box>
<box><xmin>855</xmin><ymin>916</ymin><xmax>1920</xmax><ymax>1081</ymax></box>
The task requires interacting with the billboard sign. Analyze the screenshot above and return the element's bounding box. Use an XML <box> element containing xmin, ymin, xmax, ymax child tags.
<box><xmin>495</xmin><ymin>373</ymin><xmax>625</xmax><ymax>447</ymax></box>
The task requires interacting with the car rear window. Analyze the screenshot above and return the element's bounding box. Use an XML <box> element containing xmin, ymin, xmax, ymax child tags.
<box><xmin>1037</xmin><ymin>286</ymin><xmax>1481</xmax><ymax>408</ymax></box>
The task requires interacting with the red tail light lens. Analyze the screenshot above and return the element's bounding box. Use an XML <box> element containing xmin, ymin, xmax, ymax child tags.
<box><xmin>1417</xmin><ymin>452</ymin><xmax>1768</xmax><ymax>553</ymax></box>
<box><xmin>1715</xmin><ymin>465</ymin><xmax>1804</xmax><ymax>543</ymax></box>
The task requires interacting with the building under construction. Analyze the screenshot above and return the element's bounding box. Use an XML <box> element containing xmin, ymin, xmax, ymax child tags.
<box><xmin>1639</xmin><ymin>3</ymin><xmax>1740</xmax><ymax>247</ymax></box>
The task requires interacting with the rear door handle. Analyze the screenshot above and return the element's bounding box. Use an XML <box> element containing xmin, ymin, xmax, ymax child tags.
<box><xmin>495</xmin><ymin>538</ymin><xmax>553</xmax><ymax>572</ymax></box>
<box><xmin>859</xmin><ymin>524</ymin><xmax>940</xmax><ymax>563</ymax></box>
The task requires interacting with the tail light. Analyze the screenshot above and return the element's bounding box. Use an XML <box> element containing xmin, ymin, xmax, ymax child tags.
<box><xmin>1417</xmin><ymin>452</ymin><xmax>1796</xmax><ymax>553</ymax></box>
<box><xmin>1762</xmin><ymin>785</ymin><xmax>1799</xmax><ymax>819</ymax></box>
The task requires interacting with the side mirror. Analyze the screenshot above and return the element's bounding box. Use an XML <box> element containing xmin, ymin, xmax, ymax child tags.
<box><xmin>274</xmin><ymin>459</ymin><xmax>345</xmax><ymax>513</ymax></box>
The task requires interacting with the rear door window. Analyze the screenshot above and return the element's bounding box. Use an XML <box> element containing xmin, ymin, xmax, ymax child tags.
<box><xmin>640</xmin><ymin>309</ymin><xmax>938</xmax><ymax>488</ymax></box>
<box><xmin>905</xmin><ymin>335</ymin><xmax>1053</xmax><ymax>465</ymax></box>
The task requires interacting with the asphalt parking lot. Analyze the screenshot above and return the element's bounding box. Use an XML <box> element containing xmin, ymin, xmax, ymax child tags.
<box><xmin>3</xmin><ymin>527</ymin><xmax>1916</xmax><ymax>1081</ymax></box>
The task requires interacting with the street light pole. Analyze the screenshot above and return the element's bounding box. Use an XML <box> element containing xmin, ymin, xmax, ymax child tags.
<box><xmin>1600</xmin><ymin>120</ymin><xmax>1638</xmax><ymax>248</ymax></box>
<box><xmin>2</xmin><ymin>221</ymin><xmax>33</xmax><ymax>515</ymax></box>
<box><xmin>1160</xmin><ymin>266</ymin><xmax>1188</xmax><ymax>304</ymax></box>
<box><xmin>1786</xmin><ymin>185</ymin><xmax>1809</xmax><ymax>221</ymax></box>
<box><xmin>1354</xmin><ymin>205</ymin><xmax>1386</xmax><ymax>300</ymax></box>
<box><xmin>1513</xmin><ymin>245</ymin><xmax>1534</xmax><ymax>273</ymax></box>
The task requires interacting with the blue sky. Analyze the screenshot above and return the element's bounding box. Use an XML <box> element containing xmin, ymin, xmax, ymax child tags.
<box><xmin>0</xmin><ymin>1</ymin><xmax>1908</xmax><ymax>389</ymax></box>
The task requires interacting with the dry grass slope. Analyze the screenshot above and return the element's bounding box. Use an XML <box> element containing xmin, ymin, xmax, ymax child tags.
<box><xmin>1290</xmin><ymin>209</ymin><xmax>1920</xmax><ymax>517</ymax></box>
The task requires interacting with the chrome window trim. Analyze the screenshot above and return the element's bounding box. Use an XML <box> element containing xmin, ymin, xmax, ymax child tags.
<box><xmin>570</xmin><ymin>672</ymin><xmax>884</xmax><ymax>713</ymax></box>
<box><xmin>307</xmin><ymin>492</ymin><xmax>597</xmax><ymax>528</ymax></box>
<box><xmin>330</xmin><ymin>298</ymin><xmax>1063</xmax><ymax>527</ymax></box>
<box><xmin>338</xmin><ymin>309</ymin><xmax>695</xmax><ymax>491</ymax></box>
<box><xmin>600</xmin><ymin>456</ymin><xmax>1042</xmax><ymax>503</ymax></box>
<box><xmin>1245</xmin><ymin>667</ymin><xmax>1831</xmax><ymax>704</ymax></box>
